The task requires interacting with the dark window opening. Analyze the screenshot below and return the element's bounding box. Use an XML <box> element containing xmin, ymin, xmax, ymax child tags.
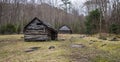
<box><xmin>37</xmin><ymin>23</ymin><xmax>42</xmax><ymax>25</ymax></box>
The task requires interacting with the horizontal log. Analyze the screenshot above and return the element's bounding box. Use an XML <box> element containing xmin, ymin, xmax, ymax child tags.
<box><xmin>24</xmin><ymin>35</ymin><xmax>51</xmax><ymax>41</ymax></box>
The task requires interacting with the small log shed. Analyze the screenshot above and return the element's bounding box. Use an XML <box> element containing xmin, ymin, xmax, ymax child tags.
<box><xmin>24</xmin><ymin>17</ymin><xmax>58</xmax><ymax>41</ymax></box>
<box><xmin>59</xmin><ymin>25</ymin><xmax>72</xmax><ymax>34</ymax></box>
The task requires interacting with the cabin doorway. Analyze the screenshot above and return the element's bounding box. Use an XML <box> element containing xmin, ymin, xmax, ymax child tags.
<box><xmin>51</xmin><ymin>31</ymin><xmax>56</xmax><ymax>40</ymax></box>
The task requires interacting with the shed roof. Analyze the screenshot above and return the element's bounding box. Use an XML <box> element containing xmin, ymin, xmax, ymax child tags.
<box><xmin>24</xmin><ymin>17</ymin><xmax>57</xmax><ymax>33</ymax></box>
<box><xmin>59</xmin><ymin>25</ymin><xmax>71</xmax><ymax>31</ymax></box>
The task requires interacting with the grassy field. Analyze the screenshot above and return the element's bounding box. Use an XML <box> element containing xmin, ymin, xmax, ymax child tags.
<box><xmin>0</xmin><ymin>34</ymin><xmax>120</xmax><ymax>62</ymax></box>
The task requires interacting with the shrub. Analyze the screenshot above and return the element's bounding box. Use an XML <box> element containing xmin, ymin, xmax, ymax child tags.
<box><xmin>15</xmin><ymin>24</ymin><xmax>21</xmax><ymax>34</ymax></box>
<box><xmin>85</xmin><ymin>9</ymin><xmax>100</xmax><ymax>34</ymax></box>
<box><xmin>109</xmin><ymin>24</ymin><xmax>120</xmax><ymax>34</ymax></box>
<box><xmin>0</xmin><ymin>24</ymin><xmax>16</xmax><ymax>34</ymax></box>
<box><xmin>0</xmin><ymin>25</ymin><xmax>6</xmax><ymax>34</ymax></box>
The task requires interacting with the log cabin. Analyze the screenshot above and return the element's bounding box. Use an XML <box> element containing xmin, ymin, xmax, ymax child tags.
<box><xmin>24</xmin><ymin>17</ymin><xmax>58</xmax><ymax>41</ymax></box>
<box><xmin>59</xmin><ymin>25</ymin><xmax>72</xmax><ymax>34</ymax></box>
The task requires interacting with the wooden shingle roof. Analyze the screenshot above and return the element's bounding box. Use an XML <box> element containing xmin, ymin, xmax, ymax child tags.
<box><xmin>24</xmin><ymin>17</ymin><xmax>57</xmax><ymax>33</ymax></box>
<box><xmin>59</xmin><ymin>25</ymin><xmax>71</xmax><ymax>31</ymax></box>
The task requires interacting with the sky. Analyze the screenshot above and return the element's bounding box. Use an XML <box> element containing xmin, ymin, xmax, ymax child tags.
<box><xmin>70</xmin><ymin>0</ymin><xmax>86</xmax><ymax>4</ymax></box>
<box><xmin>57</xmin><ymin>0</ymin><xmax>86</xmax><ymax>7</ymax></box>
<box><xmin>70</xmin><ymin>0</ymin><xmax>86</xmax><ymax>15</ymax></box>
<box><xmin>33</xmin><ymin>0</ymin><xmax>87</xmax><ymax>15</ymax></box>
<box><xmin>55</xmin><ymin>0</ymin><xmax>86</xmax><ymax>14</ymax></box>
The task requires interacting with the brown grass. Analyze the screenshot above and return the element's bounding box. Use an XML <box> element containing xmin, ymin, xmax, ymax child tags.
<box><xmin>0</xmin><ymin>34</ymin><xmax>120</xmax><ymax>62</ymax></box>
